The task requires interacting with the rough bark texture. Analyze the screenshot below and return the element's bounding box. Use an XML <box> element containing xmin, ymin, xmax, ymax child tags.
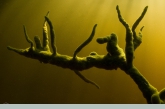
<box><xmin>7</xmin><ymin>5</ymin><xmax>165</xmax><ymax>103</ymax></box>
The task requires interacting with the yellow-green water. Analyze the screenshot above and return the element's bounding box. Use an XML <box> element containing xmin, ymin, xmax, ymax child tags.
<box><xmin>0</xmin><ymin>0</ymin><xmax>165</xmax><ymax>103</ymax></box>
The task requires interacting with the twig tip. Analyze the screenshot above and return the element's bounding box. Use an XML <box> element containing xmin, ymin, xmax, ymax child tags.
<box><xmin>140</xmin><ymin>26</ymin><xmax>144</xmax><ymax>31</ymax></box>
<box><xmin>116</xmin><ymin>5</ymin><xmax>119</xmax><ymax>9</ymax></box>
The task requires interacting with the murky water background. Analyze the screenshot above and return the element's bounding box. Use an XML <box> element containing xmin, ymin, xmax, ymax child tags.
<box><xmin>0</xmin><ymin>0</ymin><xmax>165</xmax><ymax>103</ymax></box>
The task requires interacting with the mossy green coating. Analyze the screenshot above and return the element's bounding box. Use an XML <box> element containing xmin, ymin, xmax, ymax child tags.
<box><xmin>7</xmin><ymin>6</ymin><xmax>165</xmax><ymax>103</ymax></box>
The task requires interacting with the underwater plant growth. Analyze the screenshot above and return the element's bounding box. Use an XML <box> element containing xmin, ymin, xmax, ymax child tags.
<box><xmin>7</xmin><ymin>5</ymin><xmax>165</xmax><ymax>104</ymax></box>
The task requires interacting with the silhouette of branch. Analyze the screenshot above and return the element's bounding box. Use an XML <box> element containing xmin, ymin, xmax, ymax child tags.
<box><xmin>116</xmin><ymin>5</ymin><xmax>164</xmax><ymax>104</ymax></box>
<box><xmin>7</xmin><ymin>6</ymin><xmax>165</xmax><ymax>104</ymax></box>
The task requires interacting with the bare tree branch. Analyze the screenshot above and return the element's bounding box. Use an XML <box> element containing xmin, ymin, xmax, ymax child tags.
<box><xmin>7</xmin><ymin>5</ymin><xmax>165</xmax><ymax>104</ymax></box>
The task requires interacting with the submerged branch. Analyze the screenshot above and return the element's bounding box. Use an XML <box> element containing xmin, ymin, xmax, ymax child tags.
<box><xmin>7</xmin><ymin>5</ymin><xmax>165</xmax><ymax>104</ymax></box>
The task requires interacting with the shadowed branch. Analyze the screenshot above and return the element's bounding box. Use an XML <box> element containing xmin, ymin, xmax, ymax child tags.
<box><xmin>7</xmin><ymin>5</ymin><xmax>165</xmax><ymax>103</ymax></box>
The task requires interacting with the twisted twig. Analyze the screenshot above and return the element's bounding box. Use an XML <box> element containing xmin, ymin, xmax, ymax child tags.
<box><xmin>97</xmin><ymin>33</ymin><xmax>124</xmax><ymax>57</ymax></box>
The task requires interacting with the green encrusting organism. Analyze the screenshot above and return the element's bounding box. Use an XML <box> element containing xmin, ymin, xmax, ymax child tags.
<box><xmin>7</xmin><ymin>5</ymin><xmax>165</xmax><ymax>104</ymax></box>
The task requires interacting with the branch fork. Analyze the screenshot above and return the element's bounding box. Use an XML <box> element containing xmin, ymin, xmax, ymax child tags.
<box><xmin>7</xmin><ymin>6</ymin><xmax>165</xmax><ymax>103</ymax></box>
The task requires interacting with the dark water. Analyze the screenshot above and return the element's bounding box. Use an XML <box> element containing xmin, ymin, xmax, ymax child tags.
<box><xmin>0</xmin><ymin>0</ymin><xmax>165</xmax><ymax>104</ymax></box>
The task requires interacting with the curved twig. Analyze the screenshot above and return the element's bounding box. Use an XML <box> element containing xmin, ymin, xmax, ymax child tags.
<box><xmin>23</xmin><ymin>25</ymin><xmax>34</xmax><ymax>49</ymax></box>
<box><xmin>73</xmin><ymin>24</ymin><xmax>97</xmax><ymax>59</ymax></box>
<box><xmin>140</xmin><ymin>26</ymin><xmax>144</xmax><ymax>31</ymax></box>
<box><xmin>116</xmin><ymin>5</ymin><xmax>134</xmax><ymax>67</ymax></box>
<box><xmin>132</xmin><ymin>6</ymin><xmax>148</xmax><ymax>34</ymax></box>
<box><xmin>116</xmin><ymin>5</ymin><xmax>130</xmax><ymax>31</ymax></box>
<box><xmin>74</xmin><ymin>70</ymin><xmax>100</xmax><ymax>89</ymax></box>
<box><xmin>132</xmin><ymin>6</ymin><xmax>148</xmax><ymax>50</ymax></box>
